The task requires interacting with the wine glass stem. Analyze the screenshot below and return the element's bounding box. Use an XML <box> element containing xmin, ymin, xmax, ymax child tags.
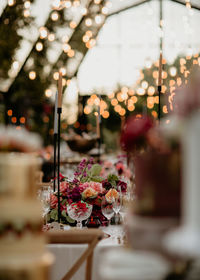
<box><xmin>77</xmin><ymin>221</ymin><xmax>82</xmax><ymax>228</ymax></box>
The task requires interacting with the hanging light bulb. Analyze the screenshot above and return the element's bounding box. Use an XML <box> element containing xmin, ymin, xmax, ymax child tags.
<box><xmin>36</xmin><ymin>42</ymin><xmax>43</xmax><ymax>51</ymax></box>
<box><xmin>8</xmin><ymin>0</ymin><xmax>15</xmax><ymax>6</ymax></box>
<box><xmin>65</xmin><ymin>0</ymin><xmax>71</xmax><ymax>8</ymax></box>
<box><xmin>39</xmin><ymin>27</ymin><xmax>48</xmax><ymax>39</ymax></box>
<box><xmin>95</xmin><ymin>15</ymin><xmax>102</xmax><ymax>25</ymax></box>
<box><xmin>81</xmin><ymin>8</ymin><xmax>87</xmax><ymax>15</ymax></box>
<box><xmin>48</xmin><ymin>33</ymin><xmax>55</xmax><ymax>42</ymax></box>
<box><xmin>24</xmin><ymin>1</ymin><xmax>30</xmax><ymax>8</ymax></box>
<box><xmin>85</xmin><ymin>18</ymin><xmax>92</xmax><ymax>27</ymax></box>
<box><xmin>29</xmin><ymin>71</ymin><xmax>36</xmax><ymax>80</ymax></box>
<box><xmin>51</xmin><ymin>11</ymin><xmax>59</xmax><ymax>21</ymax></box>
<box><xmin>169</xmin><ymin>67</ymin><xmax>177</xmax><ymax>77</ymax></box>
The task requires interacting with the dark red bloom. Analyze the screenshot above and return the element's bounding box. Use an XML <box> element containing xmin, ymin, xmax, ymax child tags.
<box><xmin>102</xmin><ymin>179</ymin><xmax>112</xmax><ymax>190</ymax></box>
<box><xmin>120</xmin><ymin>115</ymin><xmax>153</xmax><ymax>152</ymax></box>
<box><xmin>117</xmin><ymin>180</ymin><xmax>127</xmax><ymax>193</ymax></box>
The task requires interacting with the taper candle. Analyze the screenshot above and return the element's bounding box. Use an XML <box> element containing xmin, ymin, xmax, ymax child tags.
<box><xmin>158</xmin><ymin>51</ymin><xmax>163</xmax><ymax>86</ymax></box>
<box><xmin>54</xmin><ymin>92</ymin><xmax>58</xmax><ymax>134</ymax></box>
<box><xmin>58</xmin><ymin>72</ymin><xmax>63</xmax><ymax>108</ymax></box>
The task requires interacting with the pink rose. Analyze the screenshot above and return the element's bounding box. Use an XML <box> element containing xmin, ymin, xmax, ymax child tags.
<box><xmin>50</xmin><ymin>194</ymin><xmax>58</xmax><ymax>208</ymax></box>
<box><xmin>60</xmin><ymin>181</ymin><xmax>69</xmax><ymax>194</ymax></box>
<box><xmin>89</xmin><ymin>182</ymin><xmax>103</xmax><ymax>193</ymax></box>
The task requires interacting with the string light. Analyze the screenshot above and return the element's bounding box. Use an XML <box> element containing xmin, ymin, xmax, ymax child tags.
<box><xmin>36</xmin><ymin>42</ymin><xmax>43</xmax><ymax>51</ymax></box>
<box><xmin>24</xmin><ymin>1</ymin><xmax>30</xmax><ymax>8</ymax></box>
<box><xmin>29</xmin><ymin>71</ymin><xmax>36</xmax><ymax>80</ymax></box>
<box><xmin>85</xmin><ymin>18</ymin><xmax>92</xmax><ymax>27</ymax></box>
<box><xmin>67</xmin><ymin>49</ymin><xmax>75</xmax><ymax>57</ymax></box>
<box><xmin>52</xmin><ymin>0</ymin><xmax>61</xmax><ymax>9</ymax></box>
<box><xmin>12</xmin><ymin>61</ymin><xmax>19</xmax><ymax>70</ymax></box>
<box><xmin>95</xmin><ymin>15</ymin><xmax>102</xmax><ymax>25</ymax></box>
<box><xmin>169</xmin><ymin>67</ymin><xmax>177</xmax><ymax>77</ymax></box>
<box><xmin>73</xmin><ymin>0</ymin><xmax>80</xmax><ymax>7</ymax></box>
<box><xmin>65</xmin><ymin>0</ymin><xmax>71</xmax><ymax>8</ymax></box>
<box><xmin>7</xmin><ymin>110</ymin><xmax>13</xmax><ymax>116</ymax></box>
<box><xmin>101</xmin><ymin>7</ymin><xmax>108</xmax><ymax>15</ymax></box>
<box><xmin>48</xmin><ymin>33</ymin><xmax>55</xmax><ymax>41</ymax></box>
<box><xmin>20</xmin><ymin>117</ymin><xmax>26</xmax><ymax>124</ymax></box>
<box><xmin>62</xmin><ymin>43</ymin><xmax>71</xmax><ymax>52</ymax></box>
<box><xmin>39</xmin><ymin>27</ymin><xmax>48</xmax><ymax>39</ymax></box>
<box><xmin>8</xmin><ymin>0</ymin><xmax>15</xmax><ymax>6</ymax></box>
<box><xmin>45</xmin><ymin>89</ymin><xmax>52</xmax><ymax>97</ymax></box>
<box><xmin>81</xmin><ymin>8</ymin><xmax>87</xmax><ymax>15</ymax></box>
<box><xmin>69</xmin><ymin>21</ymin><xmax>77</xmax><ymax>29</ymax></box>
<box><xmin>51</xmin><ymin>11</ymin><xmax>59</xmax><ymax>21</ymax></box>
<box><xmin>11</xmin><ymin>117</ymin><xmax>17</xmax><ymax>123</ymax></box>
<box><xmin>24</xmin><ymin>9</ymin><xmax>30</xmax><ymax>17</ymax></box>
<box><xmin>59</xmin><ymin>67</ymin><xmax>66</xmax><ymax>75</ymax></box>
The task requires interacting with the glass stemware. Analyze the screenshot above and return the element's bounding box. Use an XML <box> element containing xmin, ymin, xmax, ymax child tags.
<box><xmin>67</xmin><ymin>202</ymin><xmax>93</xmax><ymax>228</ymax></box>
<box><xmin>101</xmin><ymin>197</ymin><xmax>114</xmax><ymax>225</ymax></box>
<box><xmin>38</xmin><ymin>185</ymin><xmax>51</xmax><ymax>229</ymax></box>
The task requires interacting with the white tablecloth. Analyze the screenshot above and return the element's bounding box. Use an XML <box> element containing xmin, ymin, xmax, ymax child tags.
<box><xmin>48</xmin><ymin>226</ymin><xmax>122</xmax><ymax>280</ymax></box>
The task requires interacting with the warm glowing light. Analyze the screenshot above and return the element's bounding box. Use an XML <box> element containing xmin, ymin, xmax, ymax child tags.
<box><xmin>141</xmin><ymin>81</ymin><xmax>148</xmax><ymax>89</ymax></box>
<box><xmin>24</xmin><ymin>9</ymin><xmax>30</xmax><ymax>17</ymax></box>
<box><xmin>59</xmin><ymin>68</ymin><xmax>66</xmax><ymax>75</ymax></box>
<box><xmin>108</xmin><ymin>92</ymin><xmax>114</xmax><ymax>99</ymax></box>
<box><xmin>65</xmin><ymin>0</ymin><xmax>71</xmax><ymax>8</ymax></box>
<box><xmin>161</xmin><ymin>85</ymin><xmax>167</xmax><ymax>93</ymax></box>
<box><xmin>86</xmin><ymin>30</ymin><xmax>93</xmax><ymax>37</ymax></box>
<box><xmin>12</xmin><ymin>61</ymin><xmax>19</xmax><ymax>70</ymax></box>
<box><xmin>128</xmin><ymin>89</ymin><xmax>134</xmax><ymax>96</ymax></box>
<box><xmin>154</xmin><ymin>96</ymin><xmax>159</xmax><ymax>104</ymax></box>
<box><xmin>39</xmin><ymin>27</ymin><xmax>48</xmax><ymax>39</ymax></box>
<box><xmin>62</xmin><ymin>35</ymin><xmax>69</xmax><ymax>43</ymax></box>
<box><xmin>114</xmin><ymin>105</ymin><xmax>121</xmax><ymax>113</ymax></box>
<box><xmin>94</xmin><ymin>0</ymin><xmax>101</xmax><ymax>4</ymax></box>
<box><xmin>117</xmin><ymin>93</ymin><xmax>123</xmax><ymax>102</ymax></box>
<box><xmin>169</xmin><ymin>80</ymin><xmax>175</xmax><ymax>87</ymax></box>
<box><xmin>70</xmin><ymin>21</ymin><xmax>77</xmax><ymax>29</ymax></box>
<box><xmin>66</xmin><ymin>79</ymin><xmax>71</xmax><ymax>86</ymax></box>
<box><xmin>29</xmin><ymin>71</ymin><xmax>36</xmax><ymax>80</ymax></box>
<box><xmin>148</xmin><ymin>86</ymin><xmax>155</xmax><ymax>96</ymax></box>
<box><xmin>128</xmin><ymin>105</ymin><xmax>135</xmax><ymax>111</ymax></box>
<box><xmin>20</xmin><ymin>117</ymin><xmax>26</xmax><ymax>124</ymax></box>
<box><xmin>86</xmin><ymin>39</ymin><xmax>96</xmax><ymax>49</ymax></box>
<box><xmin>51</xmin><ymin>11</ymin><xmax>59</xmax><ymax>21</ymax></box>
<box><xmin>43</xmin><ymin>116</ymin><xmax>49</xmax><ymax>123</ymax></box>
<box><xmin>24</xmin><ymin>1</ymin><xmax>30</xmax><ymax>8</ymax></box>
<box><xmin>48</xmin><ymin>33</ymin><xmax>55</xmax><ymax>41</ymax></box>
<box><xmin>111</xmin><ymin>99</ymin><xmax>118</xmax><ymax>106</ymax></box>
<box><xmin>177</xmin><ymin>77</ymin><xmax>182</xmax><ymax>86</ymax></box>
<box><xmin>63</xmin><ymin>43</ymin><xmax>71</xmax><ymax>52</ymax></box>
<box><xmin>36</xmin><ymin>42</ymin><xmax>43</xmax><ymax>51</ymax></box>
<box><xmin>53</xmin><ymin>72</ymin><xmax>59</xmax><ymax>80</ymax></box>
<box><xmin>84</xmin><ymin>106</ymin><xmax>91</xmax><ymax>115</ymax></box>
<box><xmin>7</xmin><ymin>110</ymin><xmax>12</xmax><ymax>116</ymax></box>
<box><xmin>85</xmin><ymin>18</ymin><xmax>92</xmax><ymax>27</ymax></box>
<box><xmin>45</xmin><ymin>89</ymin><xmax>52</xmax><ymax>97</ymax></box>
<box><xmin>119</xmin><ymin>108</ymin><xmax>126</xmax><ymax>116</ymax></box>
<box><xmin>162</xmin><ymin>71</ymin><xmax>168</xmax><ymax>79</ymax></box>
<box><xmin>169</xmin><ymin>67</ymin><xmax>177</xmax><ymax>77</ymax></box>
<box><xmin>81</xmin><ymin>8</ymin><xmax>87</xmax><ymax>15</ymax></box>
<box><xmin>82</xmin><ymin>35</ymin><xmax>90</xmax><ymax>43</ymax></box>
<box><xmin>87</xmin><ymin>98</ymin><xmax>94</xmax><ymax>106</ymax></box>
<box><xmin>94</xmin><ymin>97</ymin><xmax>100</xmax><ymax>106</ymax></box>
<box><xmin>95</xmin><ymin>15</ymin><xmax>102</xmax><ymax>24</ymax></box>
<box><xmin>137</xmin><ymin>88</ymin><xmax>145</xmax><ymax>96</ymax></box>
<box><xmin>180</xmin><ymin>58</ymin><xmax>186</xmax><ymax>65</ymax></box>
<box><xmin>102</xmin><ymin>111</ymin><xmax>109</xmax><ymax>118</ymax></box>
<box><xmin>67</xmin><ymin>49</ymin><xmax>75</xmax><ymax>57</ymax></box>
<box><xmin>11</xmin><ymin>117</ymin><xmax>17</xmax><ymax>123</ymax></box>
<box><xmin>153</xmin><ymin>71</ymin><xmax>158</xmax><ymax>79</ymax></box>
<box><xmin>163</xmin><ymin>105</ymin><xmax>168</xmax><ymax>114</ymax></box>
<box><xmin>102</xmin><ymin>6</ymin><xmax>108</xmax><ymax>14</ymax></box>
<box><xmin>8</xmin><ymin>0</ymin><xmax>15</xmax><ymax>6</ymax></box>
<box><xmin>52</xmin><ymin>0</ymin><xmax>60</xmax><ymax>9</ymax></box>
<box><xmin>151</xmin><ymin>111</ymin><xmax>158</xmax><ymax>118</ymax></box>
<box><xmin>131</xmin><ymin>96</ymin><xmax>138</xmax><ymax>103</ymax></box>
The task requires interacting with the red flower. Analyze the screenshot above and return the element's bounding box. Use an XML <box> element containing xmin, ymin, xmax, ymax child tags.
<box><xmin>120</xmin><ymin>115</ymin><xmax>153</xmax><ymax>152</ymax></box>
<box><xmin>50</xmin><ymin>194</ymin><xmax>58</xmax><ymax>208</ymax></box>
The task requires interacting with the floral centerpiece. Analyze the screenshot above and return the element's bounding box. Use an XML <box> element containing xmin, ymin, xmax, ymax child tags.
<box><xmin>48</xmin><ymin>158</ymin><xmax>127</xmax><ymax>226</ymax></box>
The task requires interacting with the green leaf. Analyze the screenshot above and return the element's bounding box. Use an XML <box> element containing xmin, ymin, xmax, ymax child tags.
<box><xmin>50</xmin><ymin>209</ymin><xmax>58</xmax><ymax>220</ymax></box>
<box><xmin>66</xmin><ymin>216</ymin><xmax>75</xmax><ymax>224</ymax></box>
<box><xmin>61</xmin><ymin>199</ymin><xmax>67</xmax><ymax>205</ymax></box>
<box><xmin>90</xmin><ymin>176</ymin><xmax>103</xmax><ymax>182</ymax></box>
<box><xmin>90</xmin><ymin>164</ymin><xmax>102</xmax><ymax>177</ymax></box>
<box><xmin>62</xmin><ymin>210</ymin><xmax>67</xmax><ymax>218</ymax></box>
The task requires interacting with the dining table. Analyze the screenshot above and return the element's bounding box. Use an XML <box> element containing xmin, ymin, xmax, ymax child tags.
<box><xmin>47</xmin><ymin>225</ymin><xmax>124</xmax><ymax>280</ymax></box>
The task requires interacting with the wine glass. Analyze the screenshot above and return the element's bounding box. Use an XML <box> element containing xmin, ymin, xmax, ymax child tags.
<box><xmin>112</xmin><ymin>186</ymin><xmax>122</xmax><ymax>224</ymax></box>
<box><xmin>38</xmin><ymin>186</ymin><xmax>51</xmax><ymax>229</ymax></box>
<box><xmin>101</xmin><ymin>197</ymin><xmax>114</xmax><ymax>225</ymax></box>
<box><xmin>67</xmin><ymin>202</ymin><xmax>93</xmax><ymax>228</ymax></box>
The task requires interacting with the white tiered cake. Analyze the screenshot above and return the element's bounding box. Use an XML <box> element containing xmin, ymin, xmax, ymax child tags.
<box><xmin>0</xmin><ymin>153</ymin><xmax>53</xmax><ymax>280</ymax></box>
